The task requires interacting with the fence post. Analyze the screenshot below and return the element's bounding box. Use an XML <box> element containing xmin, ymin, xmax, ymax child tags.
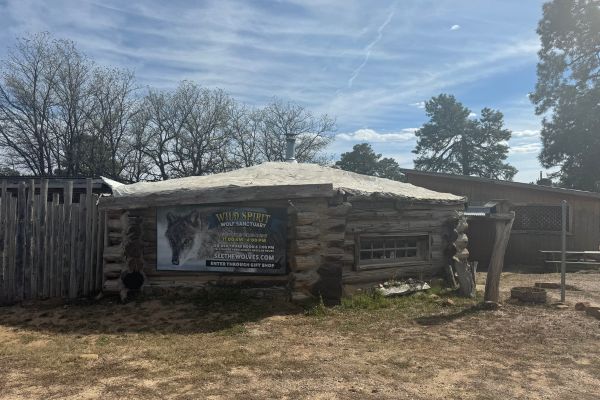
<box><xmin>15</xmin><ymin>182</ymin><xmax>26</xmax><ymax>301</ymax></box>
<box><xmin>39</xmin><ymin>179</ymin><xmax>48</xmax><ymax>298</ymax></box>
<box><xmin>63</xmin><ymin>181</ymin><xmax>73</xmax><ymax>298</ymax></box>
<box><xmin>84</xmin><ymin>179</ymin><xmax>93</xmax><ymax>296</ymax></box>
<box><xmin>0</xmin><ymin>180</ymin><xmax>6</xmax><ymax>303</ymax></box>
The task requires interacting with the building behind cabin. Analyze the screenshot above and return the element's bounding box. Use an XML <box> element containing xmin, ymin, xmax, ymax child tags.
<box><xmin>403</xmin><ymin>169</ymin><xmax>600</xmax><ymax>267</ymax></box>
<box><xmin>100</xmin><ymin>163</ymin><xmax>465</xmax><ymax>303</ymax></box>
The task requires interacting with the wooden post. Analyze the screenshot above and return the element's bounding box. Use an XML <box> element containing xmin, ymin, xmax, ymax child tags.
<box><xmin>95</xmin><ymin>209</ymin><xmax>105</xmax><ymax>294</ymax></box>
<box><xmin>0</xmin><ymin>180</ymin><xmax>6</xmax><ymax>303</ymax></box>
<box><xmin>15</xmin><ymin>182</ymin><xmax>26</xmax><ymax>301</ymax></box>
<box><xmin>78</xmin><ymin>195</ymin><xmax>87</xmax><ymax>295</ymax></box>
<box><xmin>70</xmin><ymin>202</ymin><xmax>80</xmax><ymax>299</ymax></box>
<box><xmin>483</xmin><ymin>212</ymin><xmax>515</xmax><ymax>303</ymax></box>
<box><xmin>54</xmin><ymin>195</ymin><xmax>64</xmax><ymax>298</ymax></box>
<box><xmin>560</xmin><ymin>200</ymin><xmax>567</xmax><ymax>303</ymax></box>
<box><xmin>64</xmin><ymin>181</ymin><xmax>73</xmax><ymax>298</ymax></box>
<box><xmin>23</xmin><ymin>180</ymin><xmax>35</xmax><ymax>299</ymax></box>
<box><xmin>84</xmin><ymin>179</ymin><xmax>93</xmax><ymax>295</ymax></box>
<box><xmin>39</xmin><ymin>179</ymin><xmax>48</xmax><ymax>297</ymax></box>
<box><xmin>47</xmin><ymin>193</ymin><xmax>57</xmax><ymax>298</ymax></box>
<box><xmin>6</xmin><ymin>196</ymin><xmax>17</xmax><ymax>303</ymax></box>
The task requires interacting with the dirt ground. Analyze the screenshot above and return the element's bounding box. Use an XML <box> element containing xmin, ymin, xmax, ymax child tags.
<box><xmin>0</xmin><ymin>271</ymin><xmax>599</xmax><ymax>400</ymax></box>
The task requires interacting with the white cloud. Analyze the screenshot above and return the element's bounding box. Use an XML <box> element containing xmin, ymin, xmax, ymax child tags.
<box><xmin>509</xmin><ymin>142</ymin><xmax>541</xmax><ymax>154</ymax></box>
<box><xmin>450</xmin><ymin>24</ymin><xmax>461</xmax><ymax>31</ymax></box>
<box><xmin>410</xmin><ymin>101</ymin><xmax>425</xmax><ymax>109</ymax></box>
<box><xmin>468</xmin><ymin>112</ymin><xmax>477</xmax><ymax>119</ymax></box>
<box><xmin>337</xmin><ymin>128</ymin><xmax>417</xmax><ymax>142</ymax></box>
<box><xmin>512</xmin><ymin>129</ymin><xmax>539</xmax><ymax>138</ymax></box>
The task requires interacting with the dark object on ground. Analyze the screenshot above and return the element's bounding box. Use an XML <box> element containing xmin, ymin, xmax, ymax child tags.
<box><xmin>585</xmin><ymin>307</ymin><xmax>600</xmax><ymax>319</ymax></box>
<box><xmin>510</xmin><ymin>287</ymin><xmax>547</xmax><ymax>304</ymax></box>
<box><xmin>122</xmin><ymin>271</ymin><xmax>144</xmax><ymax>290</ymax></box>
<box><xmin>575</xmin><ymin>302</ymin><xmax>591</xmax><ymax>311</ymax></box>
<box><xmin>481</xmin><ymin>301</ymin><xmax>501</xmax><ymax>310</ymax></box>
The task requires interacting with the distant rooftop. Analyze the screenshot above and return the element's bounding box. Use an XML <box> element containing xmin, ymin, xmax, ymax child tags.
<box><xmin>401</xmin><ymin>169</ymin><xmax>600</xmax><ymax>200</ymax></box>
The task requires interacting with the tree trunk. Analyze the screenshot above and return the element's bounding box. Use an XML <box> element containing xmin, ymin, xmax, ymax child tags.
<box><xmin>484</xmin><ymin>212</ymin><xmax>515</xmax><ymax>303</ymax></box>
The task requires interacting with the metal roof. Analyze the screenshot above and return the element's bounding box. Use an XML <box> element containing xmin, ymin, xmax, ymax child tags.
<box><xmin>401</xmin><ymin>169</ymin><xmax>600</xmax><ymax>200</ymax></box>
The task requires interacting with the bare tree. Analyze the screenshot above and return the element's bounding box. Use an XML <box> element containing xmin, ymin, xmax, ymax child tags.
<box><xmin>260</xmin><ymin>99</ymin><xmax>335</xmax><ymax>163</ymax></box>
<box><xmin>227</xmin><ymin>104</ymin><xmax>264</xmax><ymax>168</ymax></box>
<box><xmin>49</xmin><ymin>39</ymin><xmax>94</xmax><ymax>176</ymax></box>
<box><xmin>87</xmin><ymin>67</ymin><xmax>138</xmax><ymax>179</ymax></box>
<box><xmin>0</xmin><ymin>34</ymin><xmax>337</xmax><ymax>181</ymax></box>
<box><xmin>171</xmin><ymin>82</ymin><xmax>232</xmax><ymax>177</ymax></box>
<box><xmin>0</xmin><ymin>33</ymin><xmax>62</xmax><ymax>175</ymax></box>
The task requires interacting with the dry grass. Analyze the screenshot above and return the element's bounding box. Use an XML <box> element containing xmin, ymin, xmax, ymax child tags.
<box><xmin>1</xmin><ymin>272</ymin><xmax>599</xmax><ymax>399</ymax></box>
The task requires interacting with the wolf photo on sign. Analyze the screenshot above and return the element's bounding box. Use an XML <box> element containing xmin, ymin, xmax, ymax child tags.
<box><xmin>156</xmin><ymin>205</ymin><xmax>288</xmax><ymax>274</ymax></box>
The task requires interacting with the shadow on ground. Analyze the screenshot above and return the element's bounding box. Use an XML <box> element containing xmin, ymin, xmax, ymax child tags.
<box><xmin>0</xmin><ymin>288</ymin><xmax>305</xmax><ymax>335</ymax></box>
<box><xmin>414</xmin><ymin>304</ymin><xmax>486</xmax><ymax>326</ymax></box>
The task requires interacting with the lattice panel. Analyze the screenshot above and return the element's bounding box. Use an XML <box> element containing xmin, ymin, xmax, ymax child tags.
<box><xmin>513</xmin><ymin>205</ymin><xmax>568</xmax><ymax>232</ymax></box>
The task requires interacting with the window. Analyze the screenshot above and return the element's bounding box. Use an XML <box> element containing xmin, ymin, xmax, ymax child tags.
<box><xmin>513</xmin><ymin>205</ymin><xmax>569</xmax><ymax>232</ymax></box>
<box><xmin>355</xmin><ymin>233</ymin><xmax>430</xmax><ymax>269</ymax></box>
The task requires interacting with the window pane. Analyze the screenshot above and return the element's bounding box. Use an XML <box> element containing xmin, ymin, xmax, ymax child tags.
<box><xmin>360</xmin><ymin>240</ymin><xmax>371</xmax><ymax>250</ymax></box>
<box><xmin>357</xmin><ymin>234</ymin><xmax>428</xmax><ymax>266</ymax></box>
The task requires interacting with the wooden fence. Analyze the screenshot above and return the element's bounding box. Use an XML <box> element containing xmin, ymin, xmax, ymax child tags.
<box><xmin>0</xmin><ymin>179</ymin><xmax>105</xmax><ymax>305</ymax></box>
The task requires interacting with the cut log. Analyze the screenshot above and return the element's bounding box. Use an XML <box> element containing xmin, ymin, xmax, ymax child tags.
<box><xmin>484</xmin><ymin>212</ymin><xmax>515</xmax><ymax>303</ymax></box>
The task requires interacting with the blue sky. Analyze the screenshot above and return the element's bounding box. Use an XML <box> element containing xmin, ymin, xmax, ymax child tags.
<box><xmin>0</xmin><ymin>0</ymin><xmax>548</xmax><ymax>182</ymax></box>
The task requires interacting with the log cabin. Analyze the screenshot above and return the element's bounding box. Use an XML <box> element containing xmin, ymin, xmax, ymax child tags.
<box><xmin>99</xmin><ymin>163</ymin><xmax>465</xmax><ymax>304</ymax></box>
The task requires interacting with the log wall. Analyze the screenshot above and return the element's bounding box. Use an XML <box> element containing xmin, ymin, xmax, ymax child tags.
<box><xmin>101</xmin><ymin>193</ymin><xmax>463</xmax><ymax>303</ymax></box>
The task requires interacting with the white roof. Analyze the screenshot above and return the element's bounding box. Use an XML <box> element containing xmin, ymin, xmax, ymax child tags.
<box><xmin>103</xmin><ymin>162</ymin><xmax>464</xmax><ymax>202</ymax></box>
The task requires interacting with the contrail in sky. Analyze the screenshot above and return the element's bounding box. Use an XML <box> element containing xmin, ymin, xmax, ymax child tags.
<box><xmin>348</xmin><ymin>4</ymin><xmax>396</xmax><ymax>88</ymax></box>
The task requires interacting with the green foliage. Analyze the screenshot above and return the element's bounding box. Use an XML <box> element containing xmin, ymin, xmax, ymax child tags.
<box><xmin>335</xmin><ymin>143</ymin><xmax>405</xmax><ymax>181</ymax></box>
<box><xmin>413</xmin><ymin>94</ymin><xmax>517</xmax><ymax>180</ymax></box>
<box><xmin>305</xmin><ymin>296</ymin><xmax>329</xmax><ymax>317</ymax></box>
<box><xmin>531</xmin><ymin>0</ymin><xmax>600</xmax><ymax>191</ymax></box>
<box><xmin>340</xmin><ymin>290</ymin><xmax>392</xmax><ymax>310</ymax></box>
<box><xmin>0</xmin><ymin>166</ymin><xmax>19</xmax><ymax>176</ymax></box>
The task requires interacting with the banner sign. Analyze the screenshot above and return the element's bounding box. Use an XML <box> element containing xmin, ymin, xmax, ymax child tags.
<box><xmin>156</xmin><ymin>205</ymin><xmax>287</xmax><ymax>274</ymax></box>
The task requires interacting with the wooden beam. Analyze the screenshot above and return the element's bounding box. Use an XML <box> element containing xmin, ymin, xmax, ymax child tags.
<box><xmin>98</xmin><ymin>184</ymin><xmax>335</xmax><ymax>210</ymax></box>
<box><xmin>484</xmin><ymin>211</ymin><xmax>515</xmax><ymax>303</ymax></box>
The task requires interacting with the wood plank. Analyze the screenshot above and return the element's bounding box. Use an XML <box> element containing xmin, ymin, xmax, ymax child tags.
<box><xmin>54</xmin><ymin>198</ymin><xmax>64</xmax><ymax>298</ymax></box>
<box><xmin>24</xmin><ymin>180</ymin><xmax>35</xmax><ymax>299</ymax></box>
<box><xmin>5</xmin><ymin>196</ymin><xmax>16</xmax><ymax>303</ymax></box>
<box><xmin>96</xmin><ymin>209</ymin><xmax>105</xmax><ymax>293</ymax></box>
<box><xmin>39</xmin><ymin>179</ymin><xmax>48</xmax><ymax>297</ymax></box>
<box><xmin>89</xmin><ymin>195</ymin><xmax>98</xmax><ymax>293</ymax></box>
<box><xmin>70</xmin><ymin>203</ymin><xmax>82</xmax><ymax>298</ymax></box>
<box><xmin>84</xmin><ymin>179</ymin><xmax>93</xmax><ymax>295</ymax></box>
<box><xmin>64</xmin><ymin>181</ymin><xmax>74</xmax><ymax>298</ymax></box>
<box><xmin>0</xmin><ymin>181</ymin><xmax>7</xmax><ymax>303</ymax></box>
<box><xmin>98</xmin><ymin>184</ymin><xmax>335</xmax><ymax>210</ymax></box>
<box><xmin>78</xmin><ymin>195</ymin><xmax>87</xmax><ymax>296</ymax></box>
<box><xmin>47</xmin><ymin>193</ymin><xmax>56</xmax><ymax>298</ymax></box>
<box><xmin>15</xmin><ymin>182</ymin><xmax>26</xmax><ymax>301</ymax></box>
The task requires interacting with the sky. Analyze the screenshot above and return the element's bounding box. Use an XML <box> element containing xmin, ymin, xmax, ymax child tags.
<box><xmin>0</xmin><ymin>0</ymin><xmax>549</xmax><ymax>182</ymax></box>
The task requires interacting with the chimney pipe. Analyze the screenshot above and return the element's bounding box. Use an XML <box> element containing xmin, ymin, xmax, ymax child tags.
<box><xmin>285</xmin><ymin>133</ymin><xmax>297</xmax><ymax>163</ymax></box>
